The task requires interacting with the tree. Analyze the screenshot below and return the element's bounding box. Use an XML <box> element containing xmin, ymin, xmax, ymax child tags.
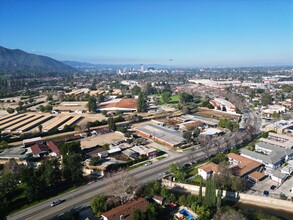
<box><xmin>108</xmin><ymin>117</ymin><xmax>116</xmax><ymax>131</ymax></box>
<box><xmin>179</xmin><ymin>92</ymin><xmax>193</xmax><ymax>104</ymax></box>
<box><xmin>46</xmin><ymin>94</ymin><xmax>53</xmax><ymax>101</ymax></box>
<box><xmin>182</xmin><ymin>106</ymin><xmax>190</xmax><ymax>114</ymax></box>
<box><xmin>183</xmin><ymin>131</ymin><xmax>193</xmax><ymax>142</ymax></box>
<box><xmin>90</xmin><ymin>195</ymin><xmax>107</xmax><ymax>217</ymax></box>
<box><xmin>97</xmin><ymin>94</ymin><xmax>105</xmax><ymax>103</ymax></box>
<box><xmin>261</xmin><ymin>92</ymin><xmax>272</xmax><ymax>106</ymax></box>
<box><xmin>163</xmin><ymin>83</ymin><xmax>171</xmax><ymax>93</ymax></box>
<box><xmin>38</xmin><ymin>124</ymin><xmax>43</xmax><ymax>133</ymax></box>
<box><xmin>132</xmin><ymin>209</ymin><xmax>144</xmax><ymax>220</ymax></box>
<box><xmin>6</xmin><ymin>107</ymin><xmax>14</xmax><ymax>114</ymax></box>
<box><xmin>87</xmin><ymin>96</ymin><xmax>97</xmax><ymax>113</ymax></box>
<box><xmin>161</xmin><ymin>91</ymin><xmax>171</xmax><ymax>104</ymax></box>
<box><xmin>204</xmin><ymin>177</ymin><xmax>216</xmax><ymax>208</ymax></box>
<box><xmin>62</xmin><ymin>153</ymin><xmax>83</xmax><ymax>183</ymax></box>
<box><xmin>217</xmin><ymin>209</ymin><xmax>245</xmax><ymax>220</ymax></box>
<box><xmin>42</xmin><ymin>158</ymin><xmax>62</xmax><ymax>188</ymax></box>
<box><xmin>281</xmin><ymin>84</ymin><xmax>293</xmax><ymax>93</ymax></box>
<box><xmin>145</xmin><ymin>83</ymin><xmax>157</xmax><ymax>95</ymax></box>
<box><xmin>0</xmin><ymin>172</ymin><xmax>18</xmax><ymax>197</ymax></box>
<box><xmin>132</xmin><ymin>85</ymin><xmax>142</xmax><ymax>95</ymax></box>
<box><xmin>137</xmin><ymin>93</ymin><xmax>147</xmax><ymax>112</ymax></box>
<box><xmin>154</xmin><ymin>97</ymin><xmax>161</xmax><ymax>105</ymax></box>
<box><xmin>89</xmin><ymin>157</ymin><xmax>101</xmax><ymax>166</ymax></box>
<box><xmin>216</xmin><ymin>189</ymin><xmax>222</xmax><ymax>209</ymax></box>
<box><xmin>59</xmin><ymin>142</ymin><xmax>81</xmax><ymax>156</ymax></box>
<box><xmin>21</xmin><ymin>168</ymin><xmax>43</xmax><ymax>202</ymax></box>
<box><xmin>108</xmin><ymin>172</ymin><xmax>136</xmax><ymax>203</ymax></box>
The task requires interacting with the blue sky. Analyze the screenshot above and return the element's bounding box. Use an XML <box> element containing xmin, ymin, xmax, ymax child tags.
<box><xmin>0</xmin><ymin>0</ymin><xmax>292</xmax><ymax>66</ymax></box>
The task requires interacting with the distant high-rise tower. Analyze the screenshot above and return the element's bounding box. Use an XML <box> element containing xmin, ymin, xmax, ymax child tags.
<box><xmin>140</xmin><ymin>64</ymin><xmax>144</xmax><ymax>72</ymax></box>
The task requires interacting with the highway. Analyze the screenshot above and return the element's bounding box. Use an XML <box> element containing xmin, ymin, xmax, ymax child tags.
<box><xmin>8</xmin><ymin>148</ymin><xmax>211</xmax><ymax>220</ymax></box>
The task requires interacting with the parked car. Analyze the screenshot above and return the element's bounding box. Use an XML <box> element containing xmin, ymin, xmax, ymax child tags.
<box><xmin>145</xmin><ymin>161</ymin><xmax>152</xmax><ymax>166</ymax></box>
<box><xmin>270</xmin><ymin>185</ymin><xmax>276</xmax><ymax>190</ymax></box>
<box><xmin>263</xmin><ymin>190</ymin><xmax>269</xmax><ymax>197</ymax></box>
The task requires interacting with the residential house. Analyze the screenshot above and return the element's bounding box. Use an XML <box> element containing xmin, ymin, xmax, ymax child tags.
<box><xmin>227</xmin><ymin>153</ymin><xmax>263</xmax><ymax>179</ymax></box>
<box><xmin>102</xmin><ymin>198</ymin><xmax>148</xmax><ymax>220</ymax></box>
<box><xmin>198</xmin><ymin>162</ymin><xmax>220</xmax><ymax>180</ymax></box>
<box><xmin>153</xmin><ymin>195</ymin><xmax>167</xmax><ymax>205</ymax></box>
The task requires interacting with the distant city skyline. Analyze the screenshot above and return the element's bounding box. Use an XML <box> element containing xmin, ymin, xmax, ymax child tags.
<box><xmin>0</xmin><ymin>0</ymin><xmax>292</xmax><ymax>67</ymax></box>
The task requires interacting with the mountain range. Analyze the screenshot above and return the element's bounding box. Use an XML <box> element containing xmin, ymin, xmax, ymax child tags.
<box><xmin>0</xmin><ymin>46</ymin><xmax>76</xmax><ymax>75</ymax></box>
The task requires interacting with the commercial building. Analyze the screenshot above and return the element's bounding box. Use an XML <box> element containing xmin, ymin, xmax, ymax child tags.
<box><xmin>264</xmin><ymin>120</ymin><xmax>293</xmax><ymax>134</ymax></box>
<box><xmin>259</xmin><ymin>132</ymin><xmax>293</xmax><ymax>149</ymax></box>
<box><xmin>130</xmin><ymin>145</ymin><xmax>157</xmax><ymax>159</ymax></box>
<box><xmin>134</xmin><ymin>124</ymin><xmax>185</xmax><ymax>147</ymax></box>
<box><xmin>240</xmin><ymin>142</ymin><xmax>293</xmax><ymax>170</ymax></box>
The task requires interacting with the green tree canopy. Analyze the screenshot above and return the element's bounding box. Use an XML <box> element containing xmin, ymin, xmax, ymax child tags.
<box><xmin>87</xmin><ymin>96</ymin><xmax>97</xmax><ymax>113</ymax></box>
<box><xmin>90</xmin><ymin>194</ymin><xmax>108</xmax><ymax>217</ymax></box>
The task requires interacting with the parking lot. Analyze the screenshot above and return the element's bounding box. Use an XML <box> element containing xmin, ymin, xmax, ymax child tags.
<box><xmin>247</xmin><ymin>175</ymin><xmax>293</xmax><ymax>199</ymax></box>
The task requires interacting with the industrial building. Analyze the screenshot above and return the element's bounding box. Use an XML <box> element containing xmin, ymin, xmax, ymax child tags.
<box><xmin>134</xmin><ymin>123</ymin><xmax>185</xmax><ymax>147</ymax></box>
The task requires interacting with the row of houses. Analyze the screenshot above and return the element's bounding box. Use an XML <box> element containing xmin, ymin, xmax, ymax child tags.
<box><xmin>198</xmin><ymin>153</ymin><xmax>263</xmax><ymax>181</ymax></box>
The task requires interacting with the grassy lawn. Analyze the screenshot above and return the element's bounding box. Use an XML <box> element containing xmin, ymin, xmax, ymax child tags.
<box><xmin>188</xmin><ymin>175</ymin><xmax>206</xmax><ymax>186</ymax></box>
<box><xmin>169</xmin><ymin>95</ymin><xmax>179</xmax><ymax>104</ymax></box>
<box><xmin>151</xmin><ymin>94</ymin><xmax>179</xmax><ymax>104</ymax></box>
<box><xmin>127</xmin><ymin>162</ymin><xmax>148</xmax><ymax>170</ymax></box>
<box><xmin>187</xmin><ymin>168</ymin><xmax>198</xmax><ymax>176</ymax></box>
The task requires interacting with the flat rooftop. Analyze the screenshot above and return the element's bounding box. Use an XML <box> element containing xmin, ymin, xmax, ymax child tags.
<box><xmin>135</xmin><ymin>123</ymin><xmax>185</xmax><ymax>146</ymax></box>
<box><xmin>177</xmin><ymin>114</ymin><xmax>219</xmax><ymax>126</ymax></box>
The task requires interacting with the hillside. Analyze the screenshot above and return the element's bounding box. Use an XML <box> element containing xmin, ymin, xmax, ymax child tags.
<box><xmin>0</xmin><ymin>46</ymin><xmax>76</xmax><ymax>75</ymax></box>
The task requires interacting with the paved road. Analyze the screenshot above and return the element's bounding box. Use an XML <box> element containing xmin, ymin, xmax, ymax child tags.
<box><xmin>8</xmin><ymin>147</ymin><xmax>214</xmax><ymax>220</ymax></box>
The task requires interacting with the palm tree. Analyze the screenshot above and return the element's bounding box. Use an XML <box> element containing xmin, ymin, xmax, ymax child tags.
<box><xmin>38</xmin><ymin>124</ymin><xmax>43</xmax><ymax>133</ymax></box>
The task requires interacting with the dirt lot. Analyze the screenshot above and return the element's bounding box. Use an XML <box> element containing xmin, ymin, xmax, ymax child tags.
<box><xmin>80</xmin><ymin>132</ymin><xmax>125</xmax><ymax>149</ymax></box>
<box><xmin>197</xmin><ymin>107</ymin><xmax>239</xmax><ymax>121</ymax></box>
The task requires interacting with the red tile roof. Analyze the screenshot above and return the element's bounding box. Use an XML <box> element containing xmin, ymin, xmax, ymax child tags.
<box><xmin>199</xmin><ymin>162</ymin><xmax>220</xmax><ymax>173</ymax></box>
<box><xmin>228</xmin><ymin>153</ymin><xmax>262</xmax><ymax>177</ymax></box>
<box><xmin>102</xmin><ymin>198</ymin><xmax>148</xmax><ymax>220</ymax></box>
<box><xmin>30</xmin><ymin>143</ymin><xmax>48</xmax><ymax>155</ymax></box>
<box><xmin>47</xmin><ymin>141</ymin><xmax>60</xmax><ymax>157</ymax></box>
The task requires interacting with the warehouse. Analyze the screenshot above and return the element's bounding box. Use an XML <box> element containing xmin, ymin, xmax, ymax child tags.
<box><xmin>134</xmin><ymin>123</ymin><xmax>185</xmax><ymax>147</ymax></box>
